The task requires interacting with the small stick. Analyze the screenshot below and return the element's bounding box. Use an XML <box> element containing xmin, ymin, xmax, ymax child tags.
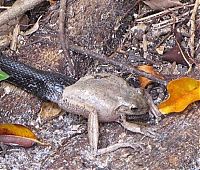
<box><xmin>136</xmin><ymin>3</ymin><xmax>194</xmax><ymax>22</ymax></box>
<box><xmin>175</xmin><ymin>38</ymin><xmax>193</xmax><ymax>73</ymax></box>
<box><xmin>142</xmin><ymin>33</ymin><xmax>148</xmax><ymax>59</ymax></box>
<box><xmin>59</xmin><ymin>0</ymin><xmax>74</xmax><ymax>75</ymax></box>
<box><xmin>188</xmin><ymin>0</ymin><xmax>199</xmax><ymax>58</ymax></box>
<box><xmin>0</xmin><ymin>0</ymin><xmax>45</xmax><ymax>27</ymax></box>
<box><xmin>69</xmin><ymin>44</ymin><xmax>167</xmax><ymax>85</ymax></box>
<box><xmin>10</xmin><ymin>24</ymin><xmax>20</xmax><ymax>51</ymax></box>
<box><xmin>0</xmin><ymin>6</ymin><xmax>11</xmax><ymax>9</ymax></box>
<box><xmin>152</xmin><ymin>10</ymin><xmax>191</xmax><ymax>29</ymax></box>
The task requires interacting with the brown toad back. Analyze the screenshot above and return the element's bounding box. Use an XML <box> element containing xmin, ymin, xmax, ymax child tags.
<box><xmin>58</xmin><ymin>73</ymin><xmax>149</xmax><ymax>122</ymax></box>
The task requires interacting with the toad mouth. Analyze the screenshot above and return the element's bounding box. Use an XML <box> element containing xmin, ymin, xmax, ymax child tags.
<box><xmin>126</xmin><ymin>113</ymin><xmax>152</xmax><ymax>123</ymax></box>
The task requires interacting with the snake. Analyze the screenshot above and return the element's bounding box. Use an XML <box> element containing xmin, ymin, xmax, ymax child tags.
<box><xmin>0</xmin><ymin>53</ymin><xmax>76</xmax><ymax>102</ymax></box>
<box><xmin>0</xmin><ymin>52</ymin><xmax>154</xmax><ymax>123</ymax></box>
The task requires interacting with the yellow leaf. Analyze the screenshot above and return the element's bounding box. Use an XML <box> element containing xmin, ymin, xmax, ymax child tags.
<box><xmin>158</xmin><ymin>77</ymin><xmax>200</xmax><ymax>114</ymax></box>
<box><xmin>0</xmin><ymin>124</ymin><xmax>46</xmax><ymax>147</ymax></box>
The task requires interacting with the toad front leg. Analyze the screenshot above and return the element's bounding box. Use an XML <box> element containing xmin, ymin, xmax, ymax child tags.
<box><xmin>87</xmin><ymin>109</ymin><xmax>99</xmax><ymax>155</ymax></box>
<box><xmin>59</xmin><ymin>97</ymin><xmax>100</xmax><ymax>155</ymax></box>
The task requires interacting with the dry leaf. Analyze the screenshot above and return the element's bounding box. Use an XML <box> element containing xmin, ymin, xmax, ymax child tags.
<box><xmin>137</xmin><ymin>65</ymin><xmax>163</xmax><ymax>88</ymax></box>
<box><xmin>143</xmin><ymin>0</ymin><xmax>182</xmax><ymax>10</ymax></box>
<box><xmin>0</xmin><ymin>123</ymin><xmax>45</xmax><ymax>147</ymax></box>
<box><xmin>163</xmin><ymin>44</ymin><xmax>188</xmax><ymax>65</ymax></box>
<box><xmin>39</xmin><ymin>102</ymin><xmax>62</xmax><ymax>119</ymax></box>
<box><xmin>163</xmin><ymin>28</ymin><xmax>194</xmax><ymax>68</ymax></box>
<box><xmin>158</xmin><ymin>77</ymin><xmax>200</xmax><ymax>114</ymax></box>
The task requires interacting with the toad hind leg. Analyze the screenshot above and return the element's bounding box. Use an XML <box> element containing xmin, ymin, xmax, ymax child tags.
<box><xmin>88</xmin><ymin>110</ymin><xmax>99</xmax><ymax>155</ymax></box>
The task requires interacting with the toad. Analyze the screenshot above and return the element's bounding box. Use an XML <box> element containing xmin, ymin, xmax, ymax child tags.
<box><xmin>0</xmin><ymin>54</ymin><xmax>153</xmax><ymax>155</ymax></box>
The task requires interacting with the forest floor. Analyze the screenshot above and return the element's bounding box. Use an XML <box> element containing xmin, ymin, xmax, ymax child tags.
<box><xmin>0</xmin><ymin>0</ymin><xmax>200</xmax><ymax>169</ymax></box>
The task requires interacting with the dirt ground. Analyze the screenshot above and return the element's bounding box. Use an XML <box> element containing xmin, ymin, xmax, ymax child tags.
<box><xmin>0</xmin><ymin>0</ymin><xmax>200</xmax><ymax>169</ymax></box>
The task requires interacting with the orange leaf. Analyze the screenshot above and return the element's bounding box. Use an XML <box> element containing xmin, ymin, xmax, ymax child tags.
<box><xmin>48</xmin><ymin>0</ymin><xmax>57</xmax><ymax>5</ymax></box>
<box><xmin>0</xmin><ymin>124</ymin><xmax>46</xmax><ymax>147</ymax></box>
<box><xmin>137</xmin><ymin>65</ymin><xmax>163</xmax><ymax>88</ymax></box>
<box><xmin>158</xmin><ymin>77</ymin><xmax>200</xmax><ymax>114</ymax></box>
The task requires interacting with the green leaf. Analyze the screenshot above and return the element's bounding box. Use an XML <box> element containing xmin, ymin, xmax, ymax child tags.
<box><xmin>0</xmin><ymin>70</ymin><xmax>9</xmax><ymax>81</ymax></box>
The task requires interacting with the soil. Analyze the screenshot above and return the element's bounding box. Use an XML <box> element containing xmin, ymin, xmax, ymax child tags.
<box><xmin>0</xmin><ymin>0</ymin><xmax>200</xmax><ymax>169</ymax></box>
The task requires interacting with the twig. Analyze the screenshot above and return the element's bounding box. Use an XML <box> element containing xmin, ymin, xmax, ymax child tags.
<box><xmin>142</xmin><ymin>33</ymin><xmax>148</xmax><ymax>59</ymax></box>
<box><xmin>0</xmin><ymin>6</ymin><xmax>11</xmax><ymax>9</ymax></box>
<box><xmin>188</xmin><ymin>0</ymin><xmax>200</xmax><ymax>58</ymax></box>
<box><xmin>175</xmin><ymin>38</ymin><xmax>193</xmax><ymax>73</ymax></box>
<box><xmin>10</xmin><ymin>24</ymin><xmax>20</xmax><ymax>51</ymax></box>
<box><xmin>59</xmin><ymin>0</ymin><xmax>74</xmax><ymax>76</ymax></box>
<box><xmin>152</xmin><ymin>10</ymin><xmax>191</xmax><ymax>29</ymax></box>
<box><xmin>0</xmin><ymin>0</ymin><xmax>45</xmax><ymax>27</ymax></box>
<box><xmin>69</xmin><ymin>44</ymin><xmax>167</xmax><ymax>85</ymax></box>
<box><xmin>136</xmin><ymin>3</ymin><xmax>194</xmax><ymax>23</ymax></box>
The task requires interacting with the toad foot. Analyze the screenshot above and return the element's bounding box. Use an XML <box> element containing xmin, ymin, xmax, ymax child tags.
<box><xmin>118</xmin><ymin>116</ymin><xmax>156</xmax><ymax>138</ymax></box>
<box><xmin>96</xmin><ymin>142</ymin><xmax>144</xmax><ymax>155</ymax></box>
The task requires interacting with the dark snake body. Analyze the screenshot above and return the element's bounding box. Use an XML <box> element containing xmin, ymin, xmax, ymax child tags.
<box><xmin>0</xmin><ymin>53</ymin><xmax>75</xmax><ymax>102</ymax></box>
